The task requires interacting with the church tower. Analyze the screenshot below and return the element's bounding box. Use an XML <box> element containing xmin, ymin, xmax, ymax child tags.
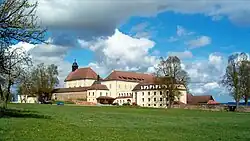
<box><xmin>72</xmin><ymin>59</ymin><xmax>78</xmax><ymax>72</ymax></box>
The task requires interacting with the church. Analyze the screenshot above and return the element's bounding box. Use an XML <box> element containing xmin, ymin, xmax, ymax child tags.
<box><xmin>52</xmin><ymin>60</ymin><xmax>188</xmax><ymax>108</ymax></box>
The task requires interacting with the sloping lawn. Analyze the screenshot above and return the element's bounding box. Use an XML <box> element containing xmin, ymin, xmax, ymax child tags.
<box><xmin>0</xmin><ymin>104</ymin><xmax>250</xmax><ymax>141</ymax></box>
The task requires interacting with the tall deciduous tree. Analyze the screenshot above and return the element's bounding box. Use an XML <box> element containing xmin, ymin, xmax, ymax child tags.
<box><xmin>238</xmin><ymin>53</ymin><xmax>250</xmax><ymax>106</ymax></box>
<box><xmin>0</xmin><ymin>47</ymin><xmax>31</xmax><ymax>109</ymax></box>
<box><xmin>222</xmin><ymin>53</ymin><xmax>248</xmax><ymax>109</ymax></box>
<box><xmin>154</xmin><ymin>56</ymin><xmax>189</xmax><ymax>108</ymax></box>
<box><xmin>17</xmin><ymin>63</ymin><xmax>59</xmax><ymax>102</ymax></box>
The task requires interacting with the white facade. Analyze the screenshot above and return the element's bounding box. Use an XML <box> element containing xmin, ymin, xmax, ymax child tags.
<box><xmin>65</xmin><ymin>79</ymin><xmax>96</xmax><ymax>88</ymax></box>
<box><xmin>17</xmin><ymin>95</ymin><xmax>37</xmax><ymax>103</ymax></box>
<box><xmin>100</xmin><ymin>80</ymin><xmax>138</xmax><ymax>98</ymax></box>
<box><xmin>87</xmin><ymin>89</ymin><xmax>110</xmax><ymax>103</ymax></box>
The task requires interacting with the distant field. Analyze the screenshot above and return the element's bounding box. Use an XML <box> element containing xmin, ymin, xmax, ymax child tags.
<box><xmin>1</xmin><ymin>104</ymin><xmax>250</xmax><ymax>141</ymax></box>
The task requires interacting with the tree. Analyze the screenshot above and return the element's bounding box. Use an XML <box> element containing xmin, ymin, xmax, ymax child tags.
<box><xmin>0</xmin><ymin>47</ymin><xmax>31</xmax><ymax>109</ymax></box>
<box><xmin>17</xmin><ymin>68</ymin><xmax>34</xmax><ymax>103</ymax></box>
<box><xmin>17</xmin><ymin>63</ymin><xmax>59</xmax><ymax>103</ymax></box>
<box><xmin>154</xmin><ymin>56</ymin><xmax>190</xmax><ymax>108</ymax></box>
<box><xmin>238</xmin><ymin>54</ymin><xmax>250</xmax><ymax>106</ymax></box>
<box><xmin>222</xmin><ymin>53</ymin><xmax>248</xmax><ymax>109</ymax></box>
<box><xmin>0</xmin><ymin>0</ymin><xmax>46</xmax><ymax>110</ymax></box>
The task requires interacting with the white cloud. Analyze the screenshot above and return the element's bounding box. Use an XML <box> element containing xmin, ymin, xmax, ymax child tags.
<box><xmin>10</xmin><ymin>41</ymin><xmax>72</xmax><ymax>87</ymax></box>
<box><xmin>176</xmin><ymin>25</ymin><xmax>194</xmax><ymax>37</ymax></box>
<box><xmin>33</xmin><ymin>0</ymin><xmax>250</xmax><ymax>43</ymax></box>
<box><xmin>168</xmin><ymin>50</ymin><xmax>193</xmax><ymax>59</ymax></box>
<box><xmin>79</xmin><ymin>29</ymin><xmax>157</xmax><ymax>76</ymax></box>
<box><xmin>204</xmin><ymin>82</ymin><xmax>220</xmax><ymax>90</ymax></box>
<box><xmin>187</xmin><ymin>36</ymin><xmax>212</xmax><ymax>48</ymax></box>
<box><xmin>167</xmin><ymin>36</ymin><xmax>179</xmax><ymax>42</ymax></box>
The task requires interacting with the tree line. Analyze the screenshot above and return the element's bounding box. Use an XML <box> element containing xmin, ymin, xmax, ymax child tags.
<box><xmin>222</xmin><ymin>52</ymin><xmax>250</xmax><ymax>109</ymax></box>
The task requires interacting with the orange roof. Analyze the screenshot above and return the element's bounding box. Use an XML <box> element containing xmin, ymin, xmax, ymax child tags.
<box><xmin>187</xmin><ymin>94</ymin><xmax>214</xmax><ymax>105</ymax></box>
<box><xmin>65</xmin><ymin>67</ymin><xmax>98</xmax><ymax>82</ymax></box>
<box><xmin>88</xmin><ymin>83</ymin><xmax>109</xmax><ymax>90</ymax></box>
<box><xmin>104</xmin><ymin>70</ymin><xmax>154</xmax><ymax>83</ymax></box>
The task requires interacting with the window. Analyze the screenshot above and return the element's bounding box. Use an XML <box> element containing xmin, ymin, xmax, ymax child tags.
<box><xmin>148</xmin><ymin>92</ymin><xmax>150</xmax><ymax>96</ymax></box>
<box><xmin>154</xmin><ymin>98</ymin><xmax>156</xmax><ymax>102</ymax></box>
<box><xmin>109</xmin><ymin>84</ymin><xmax>112</xmax><ymax>89</ymax></box>
<box><xmin>119</xmin><ymin>93</ymin><xmax>120</xmax><ymax>96</ymax></box>
<box><xmin>142</xmin><ymin>98</ymin><xmax>144</xmax><ymax>102</ymax></box>
<box><xmin>106</xmin><ymin>92</ymin><xmax>108</xmax><ymax>96</ymax></box>
<box><xmin>120</xmin><ymin>100</ymin><xmax>121</xmax><ymax>103</ymax></box>
<box><xmin>93</xmin><ymin>92</ymin><xmax>94</xmax><ymax>96</ymax></box>
<box><xmin>160</xmin><ymin>98</ymin><xmax>163</xmax><ymax>101</ymax></box>
<box><xmin>123</xmin><ymin>100</ymin><xmax>125</xmax><ymax>103</ymax></box>
<box><xmin>100</xmin><ymin>92</ymin><xmax>102</xmax><ymax>96</ymax></box>
<box><xmin>160</xmin><ymin>104</ymin><xmax>162</xmax><ymax>106</ymax></box>
<box><xmin>89</xmin><ymin>92</ymin><xmax>90</xmax><ymax>96</ymax></box>
<box><xmin>93</xmin><ymin>99</ymin><xmax>94</xmax><ymax>101</ymax></box>
<box><xmin>154</xmin><ymin>104</ymin><xmax>156</xmax><ymax>106</ymax></box>
<box><xmin>148</xmin><ymin>104</ymin><xmax>150</xmax><ymax>106</ymax></box>
<box><xmin>148</xmin><ymin>98</ymin><xmax>150</xmax><ymax>102</ymax></box>
<box><xmin>142</xmin><ymin>104</ymin><xmax>144</xmax><ymax>106</ymax></box>
<box><xmin>154</xmin><ymin>92</ymin><xmax>156</xmax><ymax>95</ymax></box>
<box><xmin>89</xmin><ymin>99</ymin><xmax>91</xmax><ymax>101</ymax></box>
<box><xmin>142</xmin><ymin>92</ymin><xmax>144</xmax><ymax>96</ymax></box>
<box><xmin>160</xmin><ymin>91</ymin><xmax>162</xmax><ymax>95</ymax></box>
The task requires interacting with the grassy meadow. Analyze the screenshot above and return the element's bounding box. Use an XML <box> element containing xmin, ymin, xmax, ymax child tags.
<box><xmin>0</xmin><ymin>104</ymin><xmax>250</xmax><ymax>141</ymax></box>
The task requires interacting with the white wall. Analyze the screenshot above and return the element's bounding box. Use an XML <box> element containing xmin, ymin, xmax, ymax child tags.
<box><xmin>101</xmin><ymin>80</ymin><xmax>138</xmax><ymax>98</ymax></box>
<box><xmin>65</xmin><ymin>79</ymin><xmax>95</xmax><ymax>88</ymax></box>
<box><xmin>87</xmin><ymin>90</ymin><xmax>110</xmax><ymax>103</ymax></box>
<box><xmin>17</xmin><ymin>95</ymin><xmax>37</xmax><ymax>103</ymax></box>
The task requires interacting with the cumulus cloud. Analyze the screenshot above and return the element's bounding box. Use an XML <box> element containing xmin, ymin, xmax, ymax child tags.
<box><xmin>79</xmin><ymin>29</ymin><xmax>157</xmax><ymax>76</ymax></box>
<box><xmin>10</xmin><ymin>41</ymin><xmax>72</xmax><ymax>87</ymax></box>
<box><xmin>168</xmin><ymin>50</ymin><xmax>193</xmax><ymax>59</ymax></box>
<box><xmin>32</xmin><ymin>0</ymin><xmax>250</xmax><ymax>46</ymax></box>
<box><xmin>185</xmin><ymin>53</ymin><xmax>227</xmax><ymax>96</ymax></box>
<box><xmin>187</xmin><ymin>36</ymin><xmax>212</xmax><ymax>49</ymax></box>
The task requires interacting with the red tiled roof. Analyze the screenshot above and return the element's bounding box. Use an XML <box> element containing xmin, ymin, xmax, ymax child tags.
<box><xmin>104</xmin><ymin>70</ymin><xmax>154</xmax><ymax>82</ymax></box>
<box><xmin>88</xmin><ymin>83</ymin><xmax>109</xmax><ymax>90</ymax></box>
<box><xmin>65</xmin><ymin>67</ymin><xmax>99</xmax><ymax>82</ymax></box>
<box><xmin>187</xmin><ymin>94</ymin><xmax>214</xmax><ymax>105</ymax></box>
<box><xmin>207</xmin><ymin>100</ymin><xmax>219</xmax><ymax>105</ymax></box>
<box><xmin>52</xmin><ymin>87</ymin><xmax>89</xmax><ymax>93</ymax></box>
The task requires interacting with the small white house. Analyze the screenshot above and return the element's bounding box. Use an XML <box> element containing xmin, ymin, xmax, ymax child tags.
<box><xmin>17</xmin><ymin>95</ymin><xmax>38</xmax><ymax>103</ymax></box>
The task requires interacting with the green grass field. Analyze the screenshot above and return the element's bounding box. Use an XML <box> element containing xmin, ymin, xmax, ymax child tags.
<box><xmin>0</xmin><ymin>104</ymin><xmax>250</xmax><ymax>141</ymax></box>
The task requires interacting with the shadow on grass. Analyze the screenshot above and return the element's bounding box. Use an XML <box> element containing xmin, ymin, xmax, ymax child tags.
<box><xmin>0</xmin><ymin>108</ymin><xmax>51</xmax><ymax>119</ymax></box>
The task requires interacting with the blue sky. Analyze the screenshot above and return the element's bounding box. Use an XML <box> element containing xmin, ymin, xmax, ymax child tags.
<box><xmin>16</xmin><ymin>1</ymin><xmax>250</xmax><ymax>103</ymax></box>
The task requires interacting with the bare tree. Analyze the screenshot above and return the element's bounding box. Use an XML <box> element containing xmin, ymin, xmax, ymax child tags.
<box><xmin>154</xmin><ymin>56</ymin><xmax>189</xmax><ymax>108</ymax></box>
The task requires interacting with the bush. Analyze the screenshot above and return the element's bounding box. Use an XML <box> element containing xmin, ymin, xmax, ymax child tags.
<box><xmin>112</xmin><ymin>103</ymin><xmax>119</xmax><ymax>106</ymax></box>
<box><xmin>122</xmin><ymin>103</ymin><xmax>130</xmax><ymax>106</ymax></box>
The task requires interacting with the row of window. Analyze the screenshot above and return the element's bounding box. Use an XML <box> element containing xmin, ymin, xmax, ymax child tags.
<box><xmin>141</xmin><ymin>91</ymin><xmax>169</xmax><ymax>96</ymax></box>
<box><xmin>119</xmin><ymin>93</ymin><xmax>133</xmax><ymax>97</ymax></box>
<box><xmin>142</xmin><ymin>97</ymin><xmax>168</xmax><ymax>102</ymax></box>
<box><xmin>109</xmin><ymin>83</ymin><xmax>136</xmax><ymax>89</ymax></box>
<box><xmin>142</xmin><ymin>104</ymin><xmax>163</xmax><ymax>107</ymax></box>
<box><xmin>88</xmin><ymin>92</ymin><xmax>110</xmax><ymax>97</ymax></box>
